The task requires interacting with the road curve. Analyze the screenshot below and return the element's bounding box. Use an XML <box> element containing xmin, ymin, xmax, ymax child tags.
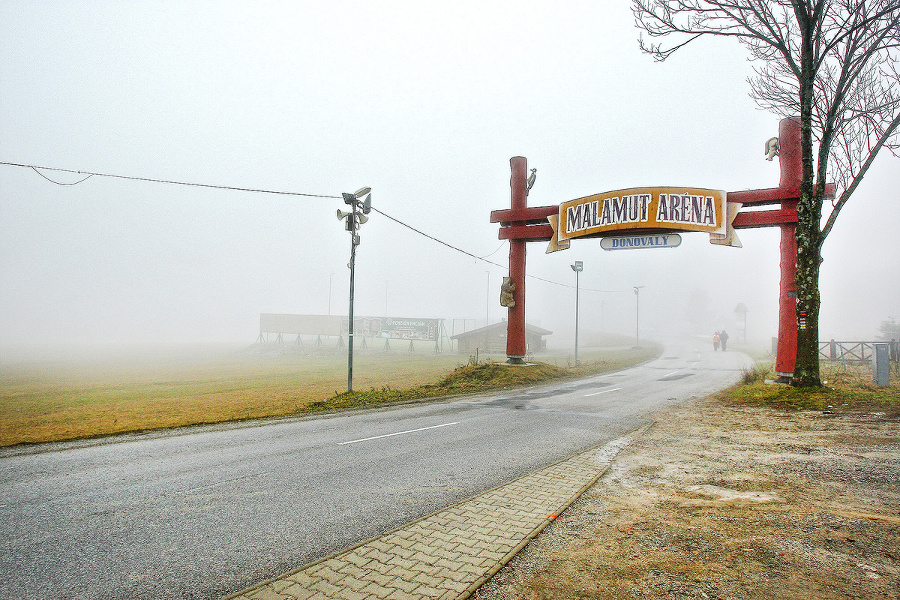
<box><xmin>0</xmin><ymin>339</ymin><xmax>751</xmax><ymax>599</ymax></box>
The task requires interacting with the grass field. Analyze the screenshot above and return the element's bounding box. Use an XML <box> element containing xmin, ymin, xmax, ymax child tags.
<box><xmin>0</xmin><ymin>341</ymin><xmax>658</xmax><ymax>447</ymax></box>
<box><xmin>722</xmin><ymin>360</ymin><xmax>900</xmax><ymax>411</ymax></box>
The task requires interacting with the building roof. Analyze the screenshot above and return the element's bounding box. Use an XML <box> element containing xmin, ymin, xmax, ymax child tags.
<box><xmin>450</xmin><ymin>321</ymin><xmax>552</xmax><ymax>340</ymax></box>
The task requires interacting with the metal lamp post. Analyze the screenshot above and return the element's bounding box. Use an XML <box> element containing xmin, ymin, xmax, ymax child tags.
<box><xmin>328</xmin><ymin>272</ymin><xmax>335</xmax><ymax>315</ymax></box>
<box><xmin>485</xmin><ymin>271</ymin><xmax>490</xmax><ymax>328</ymax></box>
<box><xmin>633</xmin><ymin>285</ymin><xmax>644</xmax><ymax>348</ymax></box>
<box><xmin>735</xmin><ymin>302</ymin><xmax>749</xmax><ymax>343</ymax></box>
<box><xmin>337</xmin><ymin>187</ymin><xmax>372</xmax><ymax>392</ymax></box>
<box><xmin>572</xmin><ymin>261</ymin><xmax>583</xmax><ymax>365</ymax></box>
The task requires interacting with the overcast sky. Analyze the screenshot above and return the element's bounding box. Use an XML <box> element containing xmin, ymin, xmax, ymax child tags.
<box><xmin>1</xmin><ymin>1</ymin><xmax>897</xmax><ymax>351</ymax></box>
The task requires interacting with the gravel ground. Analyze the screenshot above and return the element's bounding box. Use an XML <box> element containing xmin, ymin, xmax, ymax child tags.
<box><xmin>474</xmin><ymin>397</ymin><xmax>900</xmax><ymax>600</ymax></box>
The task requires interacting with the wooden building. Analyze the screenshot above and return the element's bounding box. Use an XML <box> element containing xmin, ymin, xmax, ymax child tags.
<box><xmin>451</xmin><ymin>322</ymin><xmax>551</xmax><ymax>355</ymax></box>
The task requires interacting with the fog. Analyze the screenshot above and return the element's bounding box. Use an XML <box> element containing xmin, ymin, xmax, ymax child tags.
<box><xmin>2</xmin><ymin>1</ymin><xmax>897</xmax><ymax>358</ymax></box>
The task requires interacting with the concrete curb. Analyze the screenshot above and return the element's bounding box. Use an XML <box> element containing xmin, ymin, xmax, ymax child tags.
<box><xmin>223</xmin><ymin>423</ymin><xmax>652</xmax><ymax>600</ymax></box>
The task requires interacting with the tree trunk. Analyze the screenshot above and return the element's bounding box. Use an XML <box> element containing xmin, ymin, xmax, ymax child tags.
<box><xmin>793</xmin><ymin>93</ymin><xmax>823</xmax><ymax>387</ymax></box>
<box><xmin>793</xmin><ymin>221</ymin><xmax>822</xmax><ymax>386</ymax></box>
<box><xmin>792</xmin><ymin>2</ymin><xmax>823</xmax><ymax>387</ymax></box>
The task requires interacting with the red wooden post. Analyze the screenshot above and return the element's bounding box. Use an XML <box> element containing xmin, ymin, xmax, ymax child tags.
<box><xmin>775</xmin><ymin>118</ymin><xmax>801</xmax><ymax>379</ymax></box>
<box><xmin>506</xmin><ymin>157</ymin><xmax>528</xmax><ymax>363</ymax></box>
<box><xmin>776</xmin><ymin>222</ymin><xmax>798</xmax><ymax>377</ymax></box>
<box><xmin>778</xmin><ymin>117</ymin><xmax>802</xmax><ymax>191</ymax></box>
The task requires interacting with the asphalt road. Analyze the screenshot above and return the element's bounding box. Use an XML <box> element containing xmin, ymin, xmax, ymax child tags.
<box><xmin>0</xmin><ymin>339</ymin><xmax>751</xmax><ymax>599</ymax></box>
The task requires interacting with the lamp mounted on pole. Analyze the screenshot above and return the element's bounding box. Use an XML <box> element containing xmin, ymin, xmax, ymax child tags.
<box><xmin>571</xmin><ymin>261</ymin><xmax>583</xmax><ymax>365</ymax></box>
<box><xmin>337</xmin><ymin>186</ymin><xmax>372</xmax><ymax>393</ymax></box>
<box><xmin>633</xmin><ymin>285</ymin><xmax>645</xmax><ymax>348</ymax></box>
<box><xmin>328</xmin><ymin>272</ymin><xmax>335</xmax><ymax>316</ymax></box>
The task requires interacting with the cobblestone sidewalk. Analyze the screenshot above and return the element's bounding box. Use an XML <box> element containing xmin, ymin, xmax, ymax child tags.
<box><xmin>223</xmin><ymin>428</ymin><xmax>645</xmax><ymax>600</ymax></box>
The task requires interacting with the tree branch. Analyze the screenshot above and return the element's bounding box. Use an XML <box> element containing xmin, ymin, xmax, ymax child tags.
<box><xmin>821</xmin><ymin>110</ymin><xmax>900</xmax><ymax>240</ymax></box>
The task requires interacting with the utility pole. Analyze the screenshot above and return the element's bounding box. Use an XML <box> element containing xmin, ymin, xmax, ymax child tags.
<box><xmin>347</xmin><ymin>229</ymin><xmax>357</xmax><ymax>391</ymax></box>
<box><xmin>337</xmin><ymin>187</ymin><xmax>372</xmax><ymax>392</ymax></box>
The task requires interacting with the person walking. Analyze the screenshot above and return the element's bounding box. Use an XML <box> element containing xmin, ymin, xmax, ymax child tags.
<box><xmin>713</xmin><ymin>332</ymin><xmax>720</xmax><ymax>351</ymax></box>
<box><xmin>720</xmin><ymin>330</ymin><xmax>729</xmax><ymax>351</ymax></box>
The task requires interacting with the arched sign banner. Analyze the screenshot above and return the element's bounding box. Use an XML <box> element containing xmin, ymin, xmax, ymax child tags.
<box><xmin>546</xmin><ymin>187</ymin><xmax>737</xmax><ymax>252</ymax></box>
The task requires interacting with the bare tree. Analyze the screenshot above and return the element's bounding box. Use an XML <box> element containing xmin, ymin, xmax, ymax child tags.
<box><xmin>634</xmin><ymin>0</ymin><xmax>900</xmax><ymax>386</ymax></box>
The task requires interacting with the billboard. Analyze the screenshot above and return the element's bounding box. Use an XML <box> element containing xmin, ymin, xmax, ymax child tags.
<box><xmin>260</xmin><ymin>314</ymin><xmax>342</xmax><ymax>336</ymax></box>
<box><xmin>340</xmin><ymin>317</ymin><xmax>440</xmax><ymax>340</ymax></box>
<box><xmin>261</xmin><ymin>314</ymin><xmax>440</xmax><ymax>341</ymax></box>
<box><xmin>380</xmin><ymin>317</ymin><xmax>440</xmax><ymax>341</ymax></box>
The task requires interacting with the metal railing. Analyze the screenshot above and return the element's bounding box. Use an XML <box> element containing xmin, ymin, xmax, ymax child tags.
<box><xmin>819</xmin><ymin>340</ymin><xmax>899</xmax><ymax>363</ymax></box>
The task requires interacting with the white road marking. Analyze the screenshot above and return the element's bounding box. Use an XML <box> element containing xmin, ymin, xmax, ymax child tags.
<box><xmin>584</xmin><ymin>387</ymin><xmax>622</xmax><ymax>397</ymax></box>
<box><xmin>338</xmin><ymin>422</ymin><xmax>459</xmax><ymax>445</ymax></box>
<box><xmin>664</xmin><ymin>370</ymin><xmax>681</xmax><ymax>377</ymax></box>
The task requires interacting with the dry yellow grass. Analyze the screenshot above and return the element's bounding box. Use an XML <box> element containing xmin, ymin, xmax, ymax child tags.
<box><xmin>0</xmin><ymin>345</ymin><xmax>471</xmax><ymax>446</ymax></box>
<box><xmin>1</xmin><ymin>343</ymin><xmax>658</xmax><ymax>447</ymax></box>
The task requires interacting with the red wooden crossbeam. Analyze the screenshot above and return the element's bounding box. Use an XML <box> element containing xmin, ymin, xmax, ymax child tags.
<box><xmin>497</xmin><ymin>223</ymin><xmax>554</xmax><ymax>240</ymax></box>
<box><xmin>490</xmin><ymin>205</ymin><xmax>557</xmax><ymax>242</ymax></box>
<box><xmin>727</xmin><ymin>187</ymin><xmax>798</xmax><ymax>206</ymax></box>
<box><xmin>729</xmin><ymin>182</ymin><xmax>833</xmax><ymax>228</ymax></box>
<box><xmin>491</xmin><ymin>182</ymin><xmax>834</xmax><ymax>239</ymax></box>
<box><xmin>489</xmin><ymin>206</ymin><xmax>557</xmax><ymax>225</ymax></box>
<box><xmin>733</xmin><ymin>208</ymin><xmax>798</xmax><ymax>228</ymax></box>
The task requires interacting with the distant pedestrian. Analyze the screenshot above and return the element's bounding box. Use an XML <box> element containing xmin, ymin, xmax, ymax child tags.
<box><xmin>713</xmin><ymin>332</ymin><xmax>720</xmax><ymax>351</ymax></box>
<box><xmin>720</xmin><ymin>330</ymin><xmax>729</xmax><ymax>351</ymax></box>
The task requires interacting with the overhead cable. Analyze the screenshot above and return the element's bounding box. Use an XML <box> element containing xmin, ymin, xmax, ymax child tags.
<box><xmin>1</xmin><ymin>160</ymin><xmax>340</xmax><ymax>199</ymax></box>
<box><xmin>370</xmin><ymin>207</ymin><xmax>624</xmax><ymax>293</ymax></box>
<box><xmin>2</xmin><ymin>159</ymin><xmax>625</xmax><ymax>293</ymax></box>
<box><xmin>31</xmin><ymin>167</ymin><xmax>93</xmax><ymax>186</ymax></box>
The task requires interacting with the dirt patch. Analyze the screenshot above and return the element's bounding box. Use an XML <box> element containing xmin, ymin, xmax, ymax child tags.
<box><xmin>475</xmin><ymin>398</ymin><xmax>900</xmax><ymax>600</ymax></box>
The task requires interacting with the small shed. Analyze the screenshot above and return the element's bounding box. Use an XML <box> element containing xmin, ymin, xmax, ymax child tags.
<box><xmin>451</xmin><ymin>322</ymin><xmax>552</xmax><ymax>354</ymax></box>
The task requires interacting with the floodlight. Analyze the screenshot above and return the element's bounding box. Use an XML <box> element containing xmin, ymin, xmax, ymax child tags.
<box><xmin>361</xmin><ymin>194</ymin><xmax>372</xmax><ymax>214</ymax></box>
<box><xmin>353</xmin><ymin>187</ymin><xmax>371</xmax><ymax>198</ymax></box>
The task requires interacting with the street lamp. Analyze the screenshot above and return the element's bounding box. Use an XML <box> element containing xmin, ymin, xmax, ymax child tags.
<box><xmin>633</xmin><ymin>285</ymin><xmax>645</xmax><ymax>347</ymax></box>
<box><xmin>735</xmin><ymin>302</ymin><xmax>749</xmax><ymax>343</ymax></box>
<box><xmin>572</xmin><ymin>261</ymin><xmax>583</xmax><ymax>365</ymax></box>
<box><xmin>337</xmin><ymin>187</ymin><xmax>372</xmax><ymax>392</ymax></box>
<box><xmin>485</xmin><ymin>271</ymin><xmax>490</xmax><ymax>328</ymax></box>
<box><xmin>328</xmin><ymin>272</ymin><xmax>335</xmax><ymax>316</ymax></box>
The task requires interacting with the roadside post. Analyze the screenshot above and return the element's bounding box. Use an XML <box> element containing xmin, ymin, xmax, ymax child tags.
<box><xmin>873</xmin><ymin>343</ymin><xmax>890</xmax><ymax>386</ymax></box>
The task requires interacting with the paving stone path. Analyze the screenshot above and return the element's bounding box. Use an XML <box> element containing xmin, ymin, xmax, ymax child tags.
<box><xmin>224</xmin><ymin>428</ymin><xmax>643</xmax><ymax>600</ymax></box>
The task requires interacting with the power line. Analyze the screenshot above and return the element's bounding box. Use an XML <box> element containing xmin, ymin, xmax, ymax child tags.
<box><xmin>3</xmin><ymin>159</ymin><xmax>626</xmax><ymax>293</ymax></box>
<box><xmin>369</xmin><ymin>206</ymin><xmax>508</xmax><ymax>270</ymax></box>
<box><xmin>30</xmin><ymin>167</ymin><xmax>93</xmax><ymax>186</ymax></box>
<box><xmin>370</xmin><ymin>206</ymin><xmax>625</xmax><ymax>293</ymax></box>
<box><xmin>478</xmin><ymin>242</ymin><xmax>506</xmax><ymax>260</ymax></box>
<box><xmin>1</xmin><ymin>161</ymin><xmax>340</xmax><ymax>199</ymax></box>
